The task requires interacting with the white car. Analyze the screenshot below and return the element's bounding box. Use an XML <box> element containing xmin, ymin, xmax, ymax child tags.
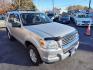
<box><xmin>89</xmin><ymin>13</ymin><xmax>93</xmax><ymax>23</ymax></box>
<box><xmin>0</xmin><ymin>15</ymin><xmax>6</xmax><ymax>28</ymax></box>
<box><xmin>73</xmin><ymin>13</ymin><xmax>93</xmax><ymax>26</ymax></box>
<box><xmin>5</xmin><ymin>11</ymin><xmax>79</xmax><ymax>65</ymax></box>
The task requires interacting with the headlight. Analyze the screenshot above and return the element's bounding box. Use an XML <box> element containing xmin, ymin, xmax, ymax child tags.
<box><xmin>58</xmin><ymin>40</ymin><xmax>63</xmax><ymax>46</ymax></box>
<box><xmin>76</xmin><ymin>32</ymin><xmax>79</xmax><ymax>36</ymax></box>
<box><xmin>74</xmin><ymin>30</ymin><xmax>79</xmax><ymax>39</ymax></box>
<box><xmin>39</xmin><ymin>39</ymin><xmax>58</xmax><ymax>49</ymax></box>
<box><xmin>45</xmin><ymin>40</ymin><xmax>58</xmax><ymax>49</ymax></box>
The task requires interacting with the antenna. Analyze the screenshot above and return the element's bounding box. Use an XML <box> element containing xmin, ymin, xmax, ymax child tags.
<box><xmin>89</xmin><ymin>0</ymin><xmax>91</xmax><ymax>13</ymax></box>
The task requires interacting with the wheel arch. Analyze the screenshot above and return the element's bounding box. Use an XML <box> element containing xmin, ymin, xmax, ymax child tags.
<box><xmin>25</xmin><ymin>41</ymin><xmax>35</xmax><ymax>48</ymax></box>
<box><xmin>25</xmin><ymin>40</ymin><xmax>41</xmax><ymax>57</ymax></box>
<box><xmin>25</xmin><ymin>41</ymin><xmax>42</xmax><ymax>63</ymax></box>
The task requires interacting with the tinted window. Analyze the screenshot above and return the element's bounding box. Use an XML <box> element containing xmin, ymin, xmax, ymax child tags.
<box><xmin>60</xmin><ymin>16</ymin><xmax>69</xmax><ymax>20</ymax></box>
<box><xmin>8</xmin><ymin>14</ymin><xmax>20</xmax><ymax>23</ymax></box>
<box><xmin>47</xmin><ymin>13</ymin><xmax>54</xmax><ymax>18</ymax></box>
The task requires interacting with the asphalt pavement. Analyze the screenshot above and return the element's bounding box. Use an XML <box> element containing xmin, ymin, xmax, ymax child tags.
<box><xmin>0</xmin><ymin>23</ymin><xmax>93</xmax><ymax>70</ymax></box>
<box><xmin>68</xmin><ymin>23</ymin><xmax>93</xmax><ymax>46</ymax></box>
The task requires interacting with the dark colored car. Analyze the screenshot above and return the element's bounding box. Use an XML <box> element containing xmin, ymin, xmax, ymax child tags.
<box><xmin>53</xmin><ymin>15</ymin><xmax>71</xmax><ymax>24</ymax></box>
<box><xmin>59</xmin><ymin>16</ymin><xmax>71</xmax><ymax>24</ymax></box>
<box><xmin>47</xmin><ymin>13</ymin><xmax>54</xmax><ymax>19</ymax></box>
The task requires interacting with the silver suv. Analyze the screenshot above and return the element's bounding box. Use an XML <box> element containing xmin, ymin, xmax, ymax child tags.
<box><xmin>5</xmin><ymin>11</ymin><xmax>79</xmax><ymax>65</ymax></box>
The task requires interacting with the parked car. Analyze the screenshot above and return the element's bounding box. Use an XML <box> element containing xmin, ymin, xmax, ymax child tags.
<box><xmin>52</xmin><ymin>15</ymin><xmax>59</xmax><ymax>22</ymax></box>
<box><xmin>47</xmin><ymin>13</ymin><xmax>54</xmax><ymax>19</ymax></box>
<box><xmin>53</xmin><ymin>15</ymin><xmax>71</xmax><ymax>24</ymax></box>
<box><xmin>72</xmin><ymin>13</ymin><xmax>93</xmax><ymax>26</ymax></box>
<box><xmin>0</xmin><ymin>15</ymin><xmax>6</xmax><ymax>28</ymax></box>
<box><xmin>59</xmin><ymin>16</ymin><xmax>71</xmax><ymax>24</ymax></box>
<box><xmin>6</xmin><ymin>10</ymin><xmax>79</xmax><ymax>65</ymax></box>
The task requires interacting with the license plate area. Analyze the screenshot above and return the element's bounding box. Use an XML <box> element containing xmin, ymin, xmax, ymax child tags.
<box><xmin>63</xmin><ymin>41</ymin><xmax>78</xmax><ymax>54</ymax></box>
<box><xmin>69</xmin><ymin>48</ymin><xmax>76</xmax><ymax>56</ymax></box>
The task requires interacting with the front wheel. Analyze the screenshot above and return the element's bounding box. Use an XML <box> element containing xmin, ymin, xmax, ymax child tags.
<box><xmin>28</xmin><ymin>44</ymin><xmax>42</xmax><ymax>65</ymax></box>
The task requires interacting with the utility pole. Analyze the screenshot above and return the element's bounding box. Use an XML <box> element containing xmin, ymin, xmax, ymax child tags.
<box><xmin>89</xmin><ymin>0</ymin><xmax>91</xmax><ymax>13</ymax></box>
<box><xmin>52</xmin><ymin>0</ymin><xmax>55</xmax><ymax>15</ymax></box>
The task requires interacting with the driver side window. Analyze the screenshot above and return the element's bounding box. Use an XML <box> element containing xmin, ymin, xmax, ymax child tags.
<box><xmin>8</xmin><ymin>13</ymin><xmax>21</xmax><ymax>27</ymax></box>
<box><xmin>8</xmin><ymin>14</ymin><xmax>20</xmax><ymax>23</ymax></box>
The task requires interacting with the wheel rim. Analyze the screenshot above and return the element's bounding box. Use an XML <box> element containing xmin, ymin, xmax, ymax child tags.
<box><xmin>8</xmin><ymin>32</ymin><xmax>10</xmax><ymax>39</ymax></box>
<box><xmin>30</xmin><ymin>49</ymin><xmax>37</xmax><ymax>63</ymax></box>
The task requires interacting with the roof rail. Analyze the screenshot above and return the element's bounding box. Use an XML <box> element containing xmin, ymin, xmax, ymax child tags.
<box><xmin>8</xmin><ymin>9</ymin><xmax>37</xmax><ymax>12</ymax></box>
<box><xmin>17</xmin><ymin>9</ymin><xmax>36</xmax><ymax>11</ymax></box>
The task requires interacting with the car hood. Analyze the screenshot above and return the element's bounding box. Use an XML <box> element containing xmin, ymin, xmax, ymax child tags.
<box><xmin>24</xmin><ymin>22</ymin><xmax>76</xmax><ymax>38</ymax></box>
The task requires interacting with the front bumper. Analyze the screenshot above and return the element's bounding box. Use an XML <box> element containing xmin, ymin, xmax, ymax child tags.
<box><xmin>39</xmin><ymin>41</ymin><xmax>79</xmax><ymax>63</ymax></box>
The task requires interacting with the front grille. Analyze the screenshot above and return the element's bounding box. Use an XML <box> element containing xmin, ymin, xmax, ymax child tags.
<box><xmin>63</xmin><ymin>41</ymin><xmax>78</xmax><ymax>53</ymax></box>
<box><xmin>62</xmin><ymin>32</ymin><xmax>77</xmax><ymax>46</ymax></box>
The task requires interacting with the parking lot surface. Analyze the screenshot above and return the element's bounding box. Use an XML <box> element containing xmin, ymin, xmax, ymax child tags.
<box><xmin>0</xmin><ymin>23</ymin><xmax>93</xmax><ymax>70</ymax></box>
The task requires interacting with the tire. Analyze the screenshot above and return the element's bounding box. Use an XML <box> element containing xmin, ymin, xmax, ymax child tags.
<box><xmin>6</xmin><ymin>29</ymin><xmax>14</xmax><ymax>41</ymax></box>
<box><xmin>28</xmin><ymin>44</ymin><xmax>42</xmax><ymax>65</ymax></box>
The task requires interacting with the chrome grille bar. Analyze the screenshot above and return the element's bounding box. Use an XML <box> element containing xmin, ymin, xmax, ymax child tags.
<box><xmin>62</xmin><ymin>32</ymin><xmax>77</xmax><ymax>46</ymax></box>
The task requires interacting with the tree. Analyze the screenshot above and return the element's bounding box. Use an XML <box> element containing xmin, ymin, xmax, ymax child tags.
<box><xmin>66</xmin><ymin>5</ymin><xmax>89</xmax><ymax>11</ymax></box>
<box><xmin>15</xmin><ymin>0</ymin><xmax>36</xmax><ymax>10</ymax></box>
<box><xmin>0</xmin><ymin>0</ymin><xmax>36</xmax><ymax>14</ymax></box>
<box><xmin>0</xmin><ymin>2</ymin><xmax>16</xmax><ymax>14</ymax></box>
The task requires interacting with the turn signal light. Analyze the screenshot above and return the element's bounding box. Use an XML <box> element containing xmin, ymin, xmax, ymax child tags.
<box><xmin>39</xmin><ymin>39</ymin><xmax>46</xmax><ymax>47</ymax></box>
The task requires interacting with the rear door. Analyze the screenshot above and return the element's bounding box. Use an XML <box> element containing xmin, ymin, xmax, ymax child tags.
<box><xmin>7</xmin><ymin>13</ymin><xmax>24</xmax><ymax>43</ymax></box>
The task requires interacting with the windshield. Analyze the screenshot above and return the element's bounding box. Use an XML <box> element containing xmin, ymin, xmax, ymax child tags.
<box><xmin>47</xmin><ymin>13</ymin><xmax>54</xmax><ymax>18</ymax></box>
<box><xmin>21</xmin><ymin>13</ymin><xmax>52</xmax><ymax>26</ymax></box>
<box><xmin>61</xmin><ymin>16</ymin><xmax>69</xmax><ymax>20</ymax></box>
<box><xmin>78</xmin><ymin>14</ymin><xmax>90</xmax><ymax>18</ymax></box>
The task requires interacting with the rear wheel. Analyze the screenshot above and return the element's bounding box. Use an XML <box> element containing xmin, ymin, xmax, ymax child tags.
<box><xmin>28</xmin><ymin>44</ymin><xmax>42</xmax><ymax>65</ymax></box>
<box><xmin>6</xmin><ymin>29</ymin><xmax>14</xmax><ymax>41</ymax></box>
